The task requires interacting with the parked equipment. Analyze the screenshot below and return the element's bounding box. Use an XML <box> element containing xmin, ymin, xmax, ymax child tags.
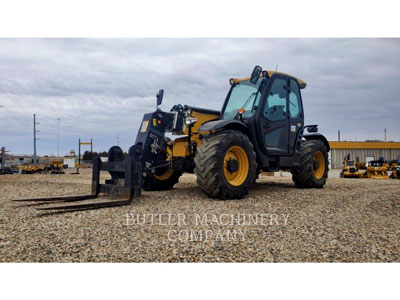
<box><xmin>390</xmin><ymin>165</ymin><xmax>400</xmax><ymax>179</ymax></box>
<box><xmin>46</xmin><ymin>160</ymin><xmax>67</xmax><ymax>174</ymax></box>
<box><xmin>340</xmin><ymin>160</ymin><xmax>362</xmax><ymax>178</ymax></box>
<box><xmin>387</xmin><ymin>160</ymin><xmax>398</xmax><ymax>171</ymax></box>
<box><xmin>16</xmin><ymin>161</ymin><xmax>66</xmax><ymax>174</ymax></box>
<box><xmin>14</xmin><ymin>65</ymin><xmax>330</xmax><ymax>211</ymax></box>
<box><xmin>362</xmin><ymin>160</ymin><xmax>389</xmax><ymax>179</ymax></box>
<box><xmin>356</xmin><ymin>162</ymin><xmax>366</xmax><ymax>170</ymax></box>
<box><xmin>17</xmin><ymin>164</ymin><xmax>47</xmax><ymax>174</ymax></box>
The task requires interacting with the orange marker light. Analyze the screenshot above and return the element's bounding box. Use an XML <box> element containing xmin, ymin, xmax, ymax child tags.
<box><xmin>157</xmin><ymin>120</ymin><xmax>161</xmax><ymax>124</ymax></box>
<box><xmin>238</xmin><ymin>108</ymin><xmax>246</xmax><ymax>114</ymax></box>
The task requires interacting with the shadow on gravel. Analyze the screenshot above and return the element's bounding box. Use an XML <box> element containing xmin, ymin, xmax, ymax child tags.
<box><xmin>161</xmin><ymin>179</ymin><xmax>298</xmax><ymax>201</ymax></box>
<box><xmin>252</xmin><ymin>181</ymin><xmax>295</xmax><ymax>190</ymax></box>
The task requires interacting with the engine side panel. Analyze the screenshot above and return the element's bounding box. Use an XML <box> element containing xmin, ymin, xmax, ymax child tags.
<box><xmin>184</xmin><ymin>111</ymin><xmax>219</xmax><ymax>134</ymax></box>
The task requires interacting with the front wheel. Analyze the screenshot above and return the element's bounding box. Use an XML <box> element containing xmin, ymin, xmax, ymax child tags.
<box><xmin>142</xmin><ymin>137</ymin><xmax>182</xmax><ymax>191</ymax></box>
<box><xmin>194</xmin><ymin>130</ymin><xmax>257</xmax><ymax>199</ymax></box>
<box><xmin>143</xmin><ymin>167</ymin><xmax>182</xmax><ymax>191</ymax></box>
<box><xmin>291</xmin><ymin>140</ymin><xmax>329</xmax><ymax>188</ymax></box>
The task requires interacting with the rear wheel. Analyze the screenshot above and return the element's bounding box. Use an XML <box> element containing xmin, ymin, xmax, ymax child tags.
<box><xmin>194</xmin><ymin>130</ymin><xmax>256</xmax><ymax>199</ymax></box>
<box><xmin>291</xmin><ymin>140</ymin><xmax>328</xmax><ymax>188</ymax></box>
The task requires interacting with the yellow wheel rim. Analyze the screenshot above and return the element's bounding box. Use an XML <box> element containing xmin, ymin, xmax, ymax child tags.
<box><xmin>313</xmin><ymin>151</ymin><xmax>325</xmax><ymax>180</ymax></box>
<box><xmin>154</xmin><ymin>169</ymin><xmax>174</xmax><ymax>180</ymax></box>
<box><xmin>154</xmin><ymin>139</ymin><xmax>174</xmax><ymax>180</ymax></box>
<box><xmin>223</xmin><ymin>146</ymin><xmax>249</xmax><ymax>186</ymax></box>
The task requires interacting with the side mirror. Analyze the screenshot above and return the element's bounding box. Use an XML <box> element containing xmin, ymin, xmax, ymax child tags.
<box><xmin>250</xmin><ymin>65</ymin><xmax>262</xmax><ymax>84</ymax></box>
<box><xmin>156</xmin><ymin>89</ymin><xmax>164</xmax><ymax>107</ymax></box>
<box><xmin>307</xmin><ymin>125</ymin><xmax>318</xmax><ymax>133</ymax></box>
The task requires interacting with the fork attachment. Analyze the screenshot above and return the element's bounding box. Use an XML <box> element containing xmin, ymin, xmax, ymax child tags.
<box><xmin>13</xmin><ymin>144</ymin><xmax>142</xmax><ymax>211</ymax></box>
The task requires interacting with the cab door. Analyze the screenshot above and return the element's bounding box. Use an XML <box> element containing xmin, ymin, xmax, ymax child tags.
<box><xmin>288</xmin><ymin>78</ymin><xmax>304</xmax><ymax>153</ymax></box>
<box><xmin>260</xmin><ymin>76</ymin><xmax>290</xmax><ymax>154</ymax></box>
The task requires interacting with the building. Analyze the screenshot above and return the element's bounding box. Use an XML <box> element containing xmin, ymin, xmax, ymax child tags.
<box><xmin>329</xmin><ymin>141</ymin><xmax>400</xmax><ymax>169</ymax></box>
<box><xmin>4</xmin><ymin>155</ymin><xmax>75</xmax><ymax>168</ymax></box>
<box><xmin>4</xmin><ymin>155</ymin><xmax>33</xmax><ymax>168</ymax></box>
<box><xmin>63</xmin><ymin>158</ymin><xmax>76</xmax><ymax>168</ymax></box>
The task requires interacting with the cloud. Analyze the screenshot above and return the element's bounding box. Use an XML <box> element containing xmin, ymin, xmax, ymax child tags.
<box><xmin>1</xmin><ymin>38</ymin><xmax>399</xmax><ymax>155</ymax></box>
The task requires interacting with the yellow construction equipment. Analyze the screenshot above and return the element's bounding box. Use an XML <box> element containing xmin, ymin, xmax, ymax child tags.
<box><xmin>340</xmin><ymin>160</ymin><xmax>362</xmax><ymax>178</ymax></box>
<box><xmin>14</xmin><ymin>65</ymin><xmax>331</xmax><ymax>212</ymax></box>
<box><xmin>17</xmin><ymin>164</ymin><xmax>47</xmax><ymax>174</ymax></box>
<box><xmin>390</xmin><ymin>164</ymin><xmax>400</xmax><ymax>179</ymax></box>
<box><xmin>387</xmin><ymin>161</ymin><xmax>397</xmax><ymax>171</ymax></box>
<box><xmin>362</xmin><ymin>160</ymin><xmax>389</xmax><ymax>179</ymax></box>
<box><xmin>17</xmin><ymin>160</ymin><xmax>66</xmax><ymax>174</ymax></box>
<box><xmin>47</xmin><ymin>160</ymin><xmax>66</xmax><ymax>174</ymax></box>
<box><xmin>356</xmin><ymin>162</ymin><xmax>366</xmax><ymax>170</ymax></box>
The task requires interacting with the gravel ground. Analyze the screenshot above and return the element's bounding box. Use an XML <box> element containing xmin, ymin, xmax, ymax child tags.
<box><xmin>1</xmin><ymin>169</ymin><xmax>399</xmax><ymax>262</ymax></box>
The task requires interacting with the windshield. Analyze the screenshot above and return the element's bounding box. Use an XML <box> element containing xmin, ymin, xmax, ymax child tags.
<box><xmin>221</xmin><ymin>79</ymin><xmax>262</xmax><ymax>120</ymax></box>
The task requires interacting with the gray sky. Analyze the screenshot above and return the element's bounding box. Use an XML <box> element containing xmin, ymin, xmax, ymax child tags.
<box><xmin>1</xmin><ymin>38</ymin><xmax>399</xmax><ymax>155</ymax></box>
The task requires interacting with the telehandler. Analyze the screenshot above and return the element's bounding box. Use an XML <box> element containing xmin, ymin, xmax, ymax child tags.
<box><xmin>14</xmin><ymin>66</ymin><xmax>330</xmax><ymax>211</ymax></box>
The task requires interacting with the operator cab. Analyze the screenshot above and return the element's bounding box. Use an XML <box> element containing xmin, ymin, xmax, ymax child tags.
<box><xmin>220</xmin><ymin>67</ymin><xmax>306</xmax><ymax>158</ymax></box>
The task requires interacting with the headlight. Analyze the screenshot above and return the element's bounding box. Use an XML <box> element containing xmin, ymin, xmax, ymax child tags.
<box><xmin>185</xmin><ymin>116</ymin><xmax>198</xmax><ymax>125</ymax></box>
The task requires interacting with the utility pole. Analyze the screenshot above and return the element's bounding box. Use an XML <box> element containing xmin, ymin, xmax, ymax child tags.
<box><xmin>1</xmin><ymin>147</ymin><xmax>5</xmax><ymax>170</ymax></box>
<box><xmin>57</xmin><ymin>118</ymin><xmax>60</xmax><ymax>157</ymax></box>
<box><xmin>33</xmin><ymin>114</ymin><xmax>40</xmax><ymax>164</ymax></box>
<box><xmin>78</xmin><ymin>138</ymin><xmax>81</xmax><ymax>165</ymax></box>
<box><xmin>338</xmin><ymin>130</ymin><xmax>341</xmax><ymax>142</ymax></box>
<box><xmin>90</xmin><ymin>139</ymin><xmax>93</xmax><ymax>157</ymax></box>
<box><xmin>384</xmin><ymin>128</ymin><xmax>387</xmax><ymax>142</ymax></box>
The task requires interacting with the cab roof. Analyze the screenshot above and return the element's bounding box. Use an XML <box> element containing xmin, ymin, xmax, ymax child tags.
<box><xmin>231</xmin><ymin>70</ymin><xmax>307</xmax><ymax>89</ymax></box>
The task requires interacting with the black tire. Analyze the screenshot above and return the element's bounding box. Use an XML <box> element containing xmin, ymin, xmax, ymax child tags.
<box><xmin>142</xmin><ymin>137</ymin><xmax>182</xmax><ymax>191</ymax></box>
<box><xmin>254</xmin><ymin>168</ymin><xmax>261</xmax><ymax>182</ymax></box>
<box><xmin>194</xmin><ymin>130</ymin><xmax>257</xmax><ymax>199</ymax></box>
<box><xmin>340</xmin><ymin>171</ymin><xmax>344</xmax><ymax>178</ymax></box>
<box><xmin>142</xmin><ymin>169</ymin><xmax>182</xmax><ymax>191</ymax></box>
<box><xmin>291</xmin><ymin>140</ymin><xmax>329</xmax><ymax>188</ymax></box>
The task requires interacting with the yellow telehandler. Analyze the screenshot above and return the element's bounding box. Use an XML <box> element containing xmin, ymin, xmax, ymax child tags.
<box><xmin>14</xmin><ymin>66</ymin><xmax>330</xmax><ymax>211</ymax></box>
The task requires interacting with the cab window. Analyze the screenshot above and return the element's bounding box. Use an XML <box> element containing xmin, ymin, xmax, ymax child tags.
<box><xmin>263</xmin><ymin>78</ymin><xmax>287</xmax><ymax>121</ymax></box>
<box><xmin>289</xmin><ymin>79</ymin><xmax>302</xmax><ymax>118</ymax></box>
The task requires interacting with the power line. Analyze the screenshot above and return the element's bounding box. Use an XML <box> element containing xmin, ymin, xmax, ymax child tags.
<box><xmin>0</xmin><ymin>106</ymin><xmax>31</xmax><ymax>139</ymax></box>
<box><xmin>2</xmin><ymin>106</ymin><xmax>29</xmax><ymax>126</ymax></box>
<box><xmin>0</xmin><ymin>106</ymin><xmax>30</xmax><ymax>127</ymax></box>
<box><xmin>1</xmin><ymin>130</ymin><xmax>31</xmax><ymax>138</ymax></box>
